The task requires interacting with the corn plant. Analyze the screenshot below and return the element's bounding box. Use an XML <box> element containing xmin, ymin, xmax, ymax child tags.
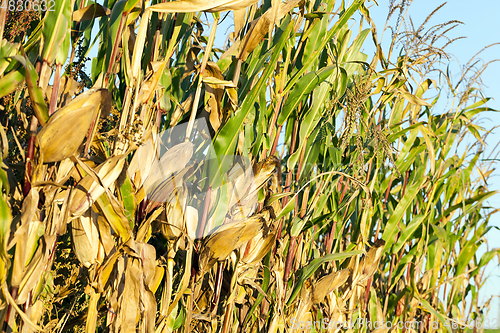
<box><xmin>0</xmin><ymin>0</ymin><xmax>498</xmax><ymax>332</ymax></box>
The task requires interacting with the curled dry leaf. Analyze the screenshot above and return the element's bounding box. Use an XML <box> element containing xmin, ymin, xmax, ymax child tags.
<box><xmin>149</xmin><ymin>0</ymin><xmax>259</xmax><ymax>13</ymax></box>
<box><xmin>202</xmin><ymin>62</ymin><xmax>226</xmax><ymax>132</ymax></box>
<box><xmin>141</xmin><ymin>141</ymin><xmax>194</xmax><ymax>207</ymax></box>
<box><xmin>159</xmin><ymin>183</ymin><xmax>188</xmax><ymax>240</ymax></box>
<box><xmin>239</xmin><ymin>0</ymin><xmax>302</xmax><ymax>61</ymax></box>
<box><xmin>72</xmin><ymin>3</ymin><xmax>111</xmax><ymax>22</ymax></box>
<box><xmin>294</xmin><ymin>278</ymin><xmax>314</xmax><ymax>323</ymax></box>
<box><xmin>241</xmin><ymin>207</ymin><xmax>276</xmax><ymax>265</ymax></box>
<box><xmin>311</xmin><ymin>268</ymin><xmax>350</xmax><ymax>304</ymax></box>
<box><xmin>140</xmin><ymin>141</ymin><xmax>193</xmax><ymax>195</ymax></box>
<box><xmin>57</xmin><ymin>75</ymin><xmax>82</xmax><ymax>108</ymax></box>
<box><xmin>55</xmin><ymin>157</ymin><xmax>75</xmax><ymax>183</ymax></box>
<box><xmin>69</xmin><ymin>154</ymin><xmax>126</xmax><ymax>217</ymax></box>
<box><xmin>114</xmin><ymin>257</ymin><xmax>141</xmax><ymax>332</ymax></box>
<box><xmin>128</xmin><ymin>129</ymin><xmax>157</xmax><ymax>189</ymax></box>
<box><xmin>106</xmin><ymin>241</ymin><xmax>158</xmax><ymax>332</ymax></box>
<box><xmin>72</xmin><ymin>208</ymin><xmax>103</xmax><ymax>268</ymax></box>
<box><xmin>44</xmin><ymin>75</ymin><xmax>81</xmax><ymax>108</ymax></box>
<box><xmin>36</xmin><ymin>88</ymin><xmax>111</xmax><ymax>163</ymax></box>
<box><xmin>170</xmin><ymin>93</ymin><xmax>194</xmax><ymax>127</ymax></box>
<box><xmin>16</xmin><ymin>246</ymin><xmax>45</xmax><ymax>304</ymax></box>
<box><xmin>417</xmin><ymin>270</ymin><xmax>432</xmax><ymax>293</ymax></box>
<box><xmin>224</xmin><ymin>156</ymin><xmax>280</xmax><ymax>224</ymax></box>
<box><xmin>250</xmin><ymin>155</ymin><xmax>280</xmax><ymax>197</ymax></box>
<box><xmin>97</xmin><ymin>214</ymin><xmax>115</xmax><ymax>256</ymax></box>
<box><xmin>225</xmin><ymin>160</ymin><xmax>256</xmax><ymax>221</ymax></box>
<box><xmin>198</xmin><ymin>212</ymin><xmax>266</xmax><ymax>273</ymax></box>
<box><xmin>233</xmin><ymin>8</ymin><xmax>246</xmax><ymax>36</ymax></box>
<box><xmin>360</xmin><ymin>239</ymin><xmax>385</xmax><ymax>281</ymax></box>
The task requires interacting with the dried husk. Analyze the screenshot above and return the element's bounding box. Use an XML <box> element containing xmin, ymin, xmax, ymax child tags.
<box><xmin>71</xmin><ymin>208</ymin><xmax>103</xmax><ymax>268</ymax></box>
<box><xmin>359</xmin><ymin>239</ymin><xmax>385</xmax><ymax>281</ymax></box>
<box><xmin>241</xmin><ymin>207</ymin><xmax>276</xmax><ymax>265</ymax></box>
<box><xmin>69</xmin><ymin>154</ymin><xmax>126</xmax><ymax>217</ymax></box>
<box><xmin>159</xmin><ymin>183</ymin><xmax>188</xmax><ymax>240</ymax></box>
<box><xmin>198</xmin><ymin>213</ymin><xmax>265</xmax><ymax>273</ymax></box>
<box><xmin>142</xmin><ymin>141</ymin><xmax>193</xmax><ymax>200</ymax></box>
<box><xmin>36</xmin><ymin>88</ymin><xmax>110</xmax><ymax>163</ymax></box>
<box><xmin>202</xmin><ymin>62</ymin><xmax>226</xmax><ymax>131</ymax></box>
<box><xmin>311</xmin><ymin>268</ymin><xmax>350</xmax><ymax>304</ymax></box>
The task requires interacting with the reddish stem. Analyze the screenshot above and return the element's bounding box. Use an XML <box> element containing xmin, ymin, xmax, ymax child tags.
<box><xmin>104</xmin><ymin>13</ymin><xmax>127</xmax><ymax>87</ymax></box>
<box><xmin>337</xmin><ymin>175</ymin><xmax>344</xmax><ymax>192</ymax></box>
<box><xmin>210</xmin><ymin>262</ymin><xmax>225</xmax><ymax>315</ymax></box>
<box><xmin>197</xmin><ymin>186</ymin><xmax>212</xmax><ymax>240</ymax></box>
<box><xmin>275</xmin><ymin>118</ymin><xmax>299</xmax><ymax>246</ymax></box>
<box><xmin>49</xmin><ymin>63</ymin><xmax>62</xmax><ymax>115</ymax></box>
<box><xmin>383</xmin><ymin>175</ymin><xmax>393</xmax><ymax>210</ymax></box>
<box><xmin>283</xmin><ymin>236</ymin><xmax>297</xmax><ymax>282</ymax></box>
<box><xmin>326</xmin><ymin>220</ymin><xmax>337</xmax><ymax>254</ymax></box>
<box><xmin>401</xmin><ymin>170</ymin><xmax>409</xmax><ymax>197</ymax></box>
<box><xmin>23</xmin><ymin>116</ymin><xmax>38</xmax><ymax>196</ymax></box>
<box><xmin>299</xmin><ymin>186</ymin><xmax>309</xmax><ymax>219</ymax></box>
<box><xmin>269</xmin><ymin>124</ymin><xmax>282</xmax><ymax>156</ymax></box>
<box><xmin>339</xmin><ymin>178</ymin><xmax>350</xmax><ymax>203</ymax></box>
<box><xmin>364</xmin><ymin>276</ymin><xmax>373</xmax><ymax>314</ymax></box>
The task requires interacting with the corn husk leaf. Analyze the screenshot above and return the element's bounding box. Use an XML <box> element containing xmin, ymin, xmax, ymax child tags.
<box><xmin>199</xmin><ymin>213</ymin><xmax>266</xmax><ymax>273</ymax></box>
<box><xmin>238</xmin><ymin>0</ymin><xmax>301</xmax><ymax>61</ymax></box>
<box><xmin>69</xmin><ymin>154</ymin><xmax>126</xmax><ymax>217</ymax></box>
<box><xmin>241</xmin><ymin>207</ymin><xmax>276</xmax><ymax>265</ymax></box>
<box><xmin>311</xmin><ymin>268</ymin><xmax>350</xmax><ymax>304</ymax></box>
<box><xmin>71</xmin><ymin>208</ymin><xmax>102</xmax><ymax>268</ymax></box>
<box><xmin>36</xmin><ymin>89</ymin><xmax>111</xmax><ymax>163</ymax></box>
<box><xmin>159</xmin><ymin>183</ymin><xmax>188</xmax><ymax>240</ymax></box>
<box><xmin>40</xmin><ymin>0</ymin><xmax>71</xmax><ymax>65</ymax></box>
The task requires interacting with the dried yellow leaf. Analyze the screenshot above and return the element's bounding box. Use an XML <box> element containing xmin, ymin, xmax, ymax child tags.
<box><xmin>36</xmin><ymin>89</ymin><xmax>110</xmax><ymax>163</ymax></box>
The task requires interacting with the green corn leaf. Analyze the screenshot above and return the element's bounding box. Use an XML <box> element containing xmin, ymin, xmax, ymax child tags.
<box><xmin>0</xmin><ymin>70</ymin><xmax>24</xmax><ymax>99</ymax></box>
<box><xmin>95</xmin><ymin>193</ymin><xmax>132</xmax><ymax>242</ymax></box>
<box><xmin>0</xmin><ymin>40</ymin><xmax>20</xmax><ymax>75</ymax></box>
<box><xmin>382</xmin><ymin>175</ymin><xmax>426</xmax><ymax>252</ymax></box>
<box><xmin>283</xmin><ymin>0</ymin><xmax>363</xmax><ymax>95</ymax></box>
<box><xmin>277</xmin><ymin>65</ymin><xmax>338</xmax><ymax>125</ymax></box>
<box><xmin>40</xmin><ymin>0</ymin><xmax>71</xmax><ymax>64</ymax></box>
<box><xmin>0</xmin><ymin>158</ymin><xmax>11</xmax><ymax>285</ymax></box>
<box><xmin>11</xmin><ymin>55</ymin><xmax>49</xmax><ymax>125</ymax></box>
<box><xmin>105</xmin><ymin>0</ymin><xmax>128</xmax><ymax>80</ymax></box>
<box><xmin>287</xmin><ymin>67</ymin><xmax>346</xmax><ymax>169</ymax></box>
<box><xmin>419</xmin><ymin>298</ymin><xmax>452</xmax><ymax>333</ymax></box>
<box><xmin>119</xmin><ymin>175</ymin><xmax>136</xmax><ymax>229</ymax></box>
<box><xmin>392</xmin><ymin>215</ymin><xmax>426</xmax><ymax>254</ymax></box>
<box><xmin>213</xmin><ymin>21</ymin><xmax>293</xmax><ymax>164</ymax></box>
<box><xmin>343</xmin><ymin>28</ymin><xmax>370</xmax><ymax>76</ymax></box>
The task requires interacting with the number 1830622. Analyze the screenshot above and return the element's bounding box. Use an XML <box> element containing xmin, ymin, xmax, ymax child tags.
<box><xmin>0</xmin><ymin>0</ymin><xmax>55</xmax><ymax>11</ymax></box>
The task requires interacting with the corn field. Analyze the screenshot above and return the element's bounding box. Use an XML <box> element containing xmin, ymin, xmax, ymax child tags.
<box><xmin>0</xmin><ymin>0</ymin><xmax>499</xmax><ymax>332</ymax></box>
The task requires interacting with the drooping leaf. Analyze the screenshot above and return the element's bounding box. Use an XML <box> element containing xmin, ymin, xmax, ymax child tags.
<box><xmin>72</xmin><ymin>3</ymin><xmax>111</xmax><ymax>22</ymax></box>
<box><xmin>287</xmin><ymin>250</ymin><xmax>363</xmax><ymax>305</ymax></box>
